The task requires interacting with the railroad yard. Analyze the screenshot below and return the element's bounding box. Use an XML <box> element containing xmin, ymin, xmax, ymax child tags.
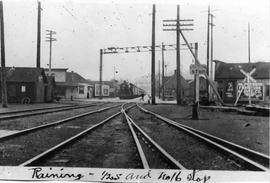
<box><xmin>0</xmin><ymin>1</ymin><xmax>269</xmax><ymax>182</ymax></box>
<box><xmin>0</xmin><ymin>99</ymin><xmax>268</xmax><ymax>171</ymax></box>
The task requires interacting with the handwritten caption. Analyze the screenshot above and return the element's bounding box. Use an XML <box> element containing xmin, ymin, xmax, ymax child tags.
<box><xmin>29</xmin><ymin>167</ymin><xmax>211</xmax><ymax>183</ymax></box>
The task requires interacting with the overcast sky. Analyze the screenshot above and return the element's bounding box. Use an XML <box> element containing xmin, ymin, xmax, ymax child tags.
<box><xmin>2</xmin><ymin>0</ymin><xmax>270</xmax><ymax>82</ymax></box>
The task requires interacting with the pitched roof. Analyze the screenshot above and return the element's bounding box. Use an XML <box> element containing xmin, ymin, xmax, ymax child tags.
<box><xmin>215</xmin><ymin>61</ymin><xmax>270</xmax><ymax>80</ymax></box>
<box><xmin>0</xmin><ymin>67</ymin><xmax>47</xmax><ymax>82</ymax></box>
<box><xmin>56</xmin><ymin>71</ymin><xmax>89</xmax><ymax>86</ymax></box>
<box><xmin>164</xmin><ymin>72</ymin><xmax>189</xmax><ymax>89</ymax></box>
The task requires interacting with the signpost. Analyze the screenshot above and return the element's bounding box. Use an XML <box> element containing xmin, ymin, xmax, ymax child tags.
<box><xmin>190</xmin><ymin>43</ymin><xmax>205</xmax><ymax>119</ymax></box>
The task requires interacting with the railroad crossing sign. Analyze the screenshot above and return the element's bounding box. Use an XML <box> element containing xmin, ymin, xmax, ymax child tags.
<box><xmin>234</xmin><ymin>68</ymin><xmax>263</xmax><ymax>105</ymax></box>
<box><xmin>190</xmin><ymin>64</ymin><xmax>206</xmax><ymax>75</ymax></box>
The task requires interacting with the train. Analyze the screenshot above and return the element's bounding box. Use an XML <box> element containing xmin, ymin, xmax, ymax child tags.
<box><xmin>118</xmin><ymin>81</ymin><xmax>145</xmax><ymax>99</ymax></box>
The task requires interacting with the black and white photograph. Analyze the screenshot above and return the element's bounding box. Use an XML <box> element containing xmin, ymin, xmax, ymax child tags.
<box><xmin>0</xmin><ymin>0</ymin><xmax>269</xmax><ymax>182</ymax></box>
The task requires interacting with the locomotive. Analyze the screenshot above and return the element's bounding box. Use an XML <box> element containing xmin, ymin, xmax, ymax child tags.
<box><xmin>119</xmin><ymin>81</ymin><xmax>145</xmax><ymax>99</ymax></box>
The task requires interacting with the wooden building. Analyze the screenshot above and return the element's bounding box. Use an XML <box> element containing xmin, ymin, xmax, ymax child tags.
<box><xmin>45</xmin><ymin>68</ymin><xmax>93</xmax><ymax>100</ymax></box>
<box><xmin>186</xmin><ymin>75</ymin><xmax>208</xmax><ymax>99</ymax></box>
<box><xmin>215</xmin><ymin>61</ymin><xmax>270</xmax><ymax>104</ymax></box>
<box><xmin>163</xmin><ymin>71</ymin><xmax>189</xmax><ymax>100</ymax></box>
<box><xmin>0</xmin><ymin>67</ymin><xmax>55</xmax><ymax>103</ymax></box>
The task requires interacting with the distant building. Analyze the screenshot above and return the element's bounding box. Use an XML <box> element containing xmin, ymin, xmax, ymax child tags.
<box><xmin>214</xmin><ymin>61</ymin><xmax>270</xmax><ymax>104</ymax></box>
<box><xmin>163</xmin><ymin>70</ymin><xmax>189</xmax><ymax>100</ymax></box>
<box><xmin>0</xmin><ymin>67</ymin><xmax>55</xmax><ymax>103</ymax></box>
<box><xmin>45</xmin><ymin>68</ymin><xmax>93</xmax><ymax>100</ymax></box>
<box><xmin>87</xmin><ymin>80</ymin><xmax>118</xmax><ymax>97</ymax></box>
<box><xmin>186</xmin><ymin>75</ymin><xmax>208</xmax><ymax>99</ymax></box>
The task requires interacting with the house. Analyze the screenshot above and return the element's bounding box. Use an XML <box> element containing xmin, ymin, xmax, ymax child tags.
<box><xmin>214</xmin><ymin>60</ymin><xmax>270</xmax><ymax>104</ymax></box>
<box><xmin>163</xmin><ymin>70</ymin><xmax>189</xmax><ymax>100</ymax></box>
<box><xmin>45</xmin><ymin>68</ymin><xmax>93</xmax><ymax>100</ymax></box>
<box><xmin>0</xmin><ymin>67</ymin><xmax>55</xmax><ymax>103</ymax></box>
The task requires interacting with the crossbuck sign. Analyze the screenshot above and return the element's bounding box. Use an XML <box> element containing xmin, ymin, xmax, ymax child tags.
<box><xmin>234</xmin><ymin>68</ymin><xmax>263</xmax><ymax>106</ymax></box>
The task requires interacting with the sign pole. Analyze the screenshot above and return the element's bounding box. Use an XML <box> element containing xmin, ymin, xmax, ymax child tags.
<box><xmin>192</xmin><ymin>43</ymin><xmax>199</xmax><ymax>119</ymax></box>
<box><xmin>99</xmin><ymin>49</ymin><xmax>103</xmax><ymax>99</ymax></box>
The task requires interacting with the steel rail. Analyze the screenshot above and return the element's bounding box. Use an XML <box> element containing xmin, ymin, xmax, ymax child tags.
<box><xmin>0</xmin><ymin>104</ymin><xmax>121</xmax><ymax>142</ymax></box>
<box><xmin>123</xmin><ymin>109</ymin><xmax>186</xmax><ymax>169</ymax></box>
<box><xmin>19</xmin><ymin>103</ymin><xmax>135</xmax><ymax>166</ymax></box>
<box><xmin>0</xmin><ymin>103</ymin><xmax>103</xmax><ymax>120</ymax></box>
<box><xmin>137</xmin><ymin>104</ymin><xmax>269</xmax><ymax>171</ymax></box>
<box><xmin>0</xmin><ymin>104</ymin><xmax>76</xmax><ymax>115</ymax></box>
<box><xmin>122</xmin><ymin>108</ymin><xmax>150</xmax><ymax>169</ymax></box>
<box><xmin>138</xmin><ymin>104</ymin><xmax>270</xmax><ymax>166</ymax></box>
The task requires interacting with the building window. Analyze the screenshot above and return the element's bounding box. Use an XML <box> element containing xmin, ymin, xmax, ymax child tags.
<box><xmin>103</xmin><ymin>88</ymin><xmax>109</xmax><ymax>96</ymax></box>
<box><xmin>266</xmin><ymin>85</ymin><xmax>270</xmax><ymax>97</ymax></box>
<box><xmin>78</xmin><ymin>86</ymin><xmax>84</xmax><ymax>94</ymax></box>
<box><xmin>21</xmin><ymin>85</ymin><xmax>26</xmax><ymax>93</ymax></box>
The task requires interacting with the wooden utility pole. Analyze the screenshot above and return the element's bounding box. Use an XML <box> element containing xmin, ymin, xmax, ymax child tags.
<box><xmin>151</xmin><ymin>4</ymin><xmax>156</xmax><ymax>104</ymax></box>
<box><xmin>45</xmin><ymin>30</ymin><xmax>56</xmax><ymax>76</ymax></box>
<box><xmin>0</xmin><ymin>1</ymin><xmax>7</xmax><ymax>108</ymax></box>
<box><xmin>163</xmin><ymin>6</ymin><xmax>193</xmax><ymax>105</ymax></box>
<box><xmin>158</xmin><ymin>60</ymin><xmax>161</xmax><ymax>98</ymax></box>
<box><xmin>162</xmin><ymin>42</ymin><xmax>165</xmax><ymax>100</ymax></box>
<box><xmin>248</xmin><ymin>23</ymin><xmax>251</xmax><ymax>64</ymax></box>
<box><xmin>99</xmin><ymin>49</ymin><xmax>103</xmax><ymax>99</ymax></box>
<box><xmin>36</xmin><ymin>1</ymin><xmax>41</xmax><ymax>68</ymax></box>
<box><xmin>176</xmin><ymin>5</ymin><xmax>182</xmax><ymax>105</ymax></box>
<box><xmin>206</xmin><ymin>6</ymin><xmax>210</xmax><ymax>97</ymax></box>
<box><xmin>209</xmin><ymin>13</ymin><xmax>214</xmax><ymax>101</ymax></box>
<box><xmin>192</xmin><ymin>43</ymin><xmax>199</xmax><ymax>119</ymax></box>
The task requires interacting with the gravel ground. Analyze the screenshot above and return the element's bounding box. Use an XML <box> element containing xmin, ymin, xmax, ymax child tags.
<box><xmin>136</xmin><ymin>131</ymin><xmax>174</xmax><ymax>169</ymax></box>
<box><xmin>0</xmin><ymin>103</ymin><xmax>119</xmax><ymax>131</ymax></box>
<box><xmin>0</xmin><ymin>103</ymin><xmax>70</xmax><ymax>113</ymax></box>
<box><xmin>142</xmin><ymin>104</ymin><xmax>269</xmax><ymax>155</ymax></box>
<box><xmin>0</xmin><ymin>107</ymin><xmax>121</xmax><ymax>165</ymax></box>
<box><xmin>127</xmin><ymin>107</ymin><xmax>243</xmax><ymax>170</ymax></box>
<box><xmin>37</xmin><ymin>115</ymin><xmax>141</xmax><ymax>168</ymax></box>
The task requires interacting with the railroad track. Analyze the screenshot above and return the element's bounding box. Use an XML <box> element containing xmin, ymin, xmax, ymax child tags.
<box><xmin>0</xmin><ymin>103</ymin><xmax>122</xmax><ymax>165</ymax></box>
<box><xmin>122</xmin><ymin>109</ymin><xmax>186</xmax><ymax>169</ymax></box>
<box><xmin>131</xmin><ymin>104</ymin><xmax>269</xmax><ymax>171</ymax></box>
<box><xmin>16</xmin><ymin>103</ymin><xmax>136</xmax><ymax>167</ymax></box>
<box><xmin>18</xmin><ymin>103</ymin><xmax>184</xmax><ymax>169</ymax></box>
<box><xmin>0</xmin><ymin>102</ymin><xmax>109</xmax><ymax>120</ymax></box>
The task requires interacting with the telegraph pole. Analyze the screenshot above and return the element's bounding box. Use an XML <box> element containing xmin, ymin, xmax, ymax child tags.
<box><xmin>210</xmin><ymin>13</ymin><xmax>214</xmax><ymax>90</ymax></box>
<box><xmin>36</xmin><ymin>1</ymin><xmax>41</xmax><ymax>68</ymax></box>
<box><xmin>176</xmin><ymin>5</ymin><xmax>182</xmax><ymax>105</ymax></box>
<box><xmin>207</xmin><ymin>7</ymin><xmax>215</xmax><ymax>101</ymax></box>
<box><xmin>151</xmin><ymin>4</ymin><xmax>156</xmax><ymax>104</ymax></box>
<box><xmin>163</xmin><ymin>5</ymin><xmax>193</xmax><ymax>105</ymax></box>
<box><xmin>45</xmin><ymin>30</ymin><xmax>56</xmax><ymax>76</ymax></box>
<box><xmin>99</xmin><ymin>49</ymin><xmax>103</xmax><ymax>99</ymax></box>
<box><xmin>158</xmin><ymin>60</ymin><xmax>161</xmax><ymax>98</ymax></box>
<box><xmin>248</xmin><ymin>23</ymin><xmax>251</xmax><ymax>64</ymax></box>
<box><xmin>206</xmin><ymin>6</ymin><xmax>210</xmax><ymax>97</ymax></box>
<box><xmin>0</xmin><ymin>1</ymin><xmax>7</xmax><ymax>107</ymax></box>
<box><xmin>192</xmin><ymin>42</ymin><xmax>199</xmax><ymax>119</ymax></box>
<box><xmin>162</xmin><ymin>42</ymin><xmax>165</xmax><ymax>100</ymax></box>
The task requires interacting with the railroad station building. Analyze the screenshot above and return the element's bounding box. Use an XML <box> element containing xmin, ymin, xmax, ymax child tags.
<box><xmin>45</xmin><ymin>68</ymin><xmax>93</xmax><ymax>100</ymax></box>
<box><xmin>214</xmin><ymin>61</ymin><xmax>270</xmax><ymax>104</ymax></box>
<box><xmin>0</xmin><ymin>67</ymin><xmax>55</xmax><ymax>103</ymax></box>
